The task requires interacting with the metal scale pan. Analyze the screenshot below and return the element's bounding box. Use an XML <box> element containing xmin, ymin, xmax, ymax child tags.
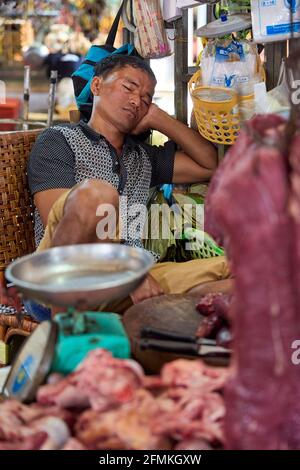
<box><xmin>5</xmin><ymin>243</ymin><xmax>154</xmax><ymax>309</ymax></box>
<box><xmin>1</xmin><ymin>243</ymin><xmax>154</xmax><ymax>402</ymax></box>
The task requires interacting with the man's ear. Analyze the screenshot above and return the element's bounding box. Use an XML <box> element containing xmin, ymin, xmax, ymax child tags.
<box><xmin>90</xmin><ymin>76</ymin><xmax>103</xmax><ymax>96</ymax></box>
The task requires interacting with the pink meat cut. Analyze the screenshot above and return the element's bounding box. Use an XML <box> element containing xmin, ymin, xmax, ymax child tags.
<box><xmin>0</xmin><ymin>400</ymin><xmax>71</xmax><ymax>449</ymax></box>
<box><xmin>205</xmin><ymin>115</ymin><xmax>300</xmax><ymax>449</ymax></box>
<box><xmin>75</xmin><ymin>389</ymin><xmax>172</xmax><ymax>450</ymax></box>
<box><xmin>285</xmin><ymin>131</ymin><xmax>300</xmax><ymax>448</ymax></box>
<box><xmin>37</xmin><ymin>349</ymin><xmax>144</xmax><ymax>411</ymax></box>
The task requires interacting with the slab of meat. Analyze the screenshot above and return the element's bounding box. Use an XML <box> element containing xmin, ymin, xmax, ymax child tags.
<box><xmin>196</xmin><ymin>293</ymin><xmax>231</xmax><ymax>319</ymax></box>
<box><xmin>196</xmin><ymin>293</ymin><xmax>232</xmax><ymax>345</ymax></box>
<box><xmin>0</xmin><ymin>400</ymin><xmax>71</xmax><ymax>449</ymax></box>
<box><xmin>205</xmin><ymin>115</ymin><xmax>298</xmax><ymax>449</ymax></box>
<box><xmin>73</xmin><ymin>358</ymin><xmax>227</xmax><ymax>450</ymax></box>
<box><xmin>0</xmin><ymin>432</ymin><xmax>48</xmax><ymax>450</ymax></box>
<box><xmin>62</xmin><ymin>438</ymin><xmax>89</xmax><ymax>450</ymax></box>
<box><xmin>37</xmin><ymin>349</ymin><xmax>144</xmax><ymax>411</ymax></box>
<box><xmin>155</xmin><ymin>389</ymin><xmax>225</xmax><ymax>445</ymax></box>
<box><xmin>75</xmin><ymin>389</ymin><xmax>172</xmax><ymax>450</ymax></box>
<box><xmin>159</xmin><ymin>358</ymin><xmax>229</xmax><ymax>393</ymax></box>
<box><xmin>285</xmin><ymin>131</ymin><xmax>300</xmax><ymax>448</ymax></box>
<box><xmin>174</xmin><ymin>438</ymin><xmax>212</xmax><ymax>450</ymax></box>
<box><xmin>148</xmin><ymin>359</ymin><xmax>227</xmax><ymax>446</ymax></box>
<box><xmin>0</xmin><ymin>354</ymin><xmax>228</xmax><ymax>450</ymax></box>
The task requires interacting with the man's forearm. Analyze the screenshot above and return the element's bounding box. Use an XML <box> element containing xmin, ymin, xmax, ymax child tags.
<box><xmin>152</xmin><ymin>108</ymin><xmax>217</xmax><ymax>170</ymax></box>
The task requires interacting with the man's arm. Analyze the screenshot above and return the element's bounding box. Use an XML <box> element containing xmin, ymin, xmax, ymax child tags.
<box><xmin>133</xmin><ymin>104</ymin><xmax>217</xmax><ymax>183</ymax></box>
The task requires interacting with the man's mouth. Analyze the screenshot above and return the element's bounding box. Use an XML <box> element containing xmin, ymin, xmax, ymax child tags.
<box><xmin>123</xmin><ymin>108</ymin><xmax>137</xmax><ymax>120</ymax></box>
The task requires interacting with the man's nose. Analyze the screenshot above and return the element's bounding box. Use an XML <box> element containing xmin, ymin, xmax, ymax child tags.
<box><xmin>129</xmin><ymin>94</ymin><xmax>141</xmax><ymax>108</ymax></box>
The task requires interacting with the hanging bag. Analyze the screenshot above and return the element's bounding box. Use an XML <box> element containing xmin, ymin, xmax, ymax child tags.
<box><xmin>122</xmin><ymin>0</ymin><xmax>171</xmax><ymax>59</ymax></box>
<box><xmin>72</xmin><ymin>1</ymin><xmax>137</xmax><ymax>119</ymax></box>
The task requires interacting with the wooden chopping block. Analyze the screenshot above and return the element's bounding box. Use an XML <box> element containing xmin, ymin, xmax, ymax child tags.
<box><xmin>123</xmin><ymin>294</ymin><xmax>203</xmax><ymax>374</ymax></box>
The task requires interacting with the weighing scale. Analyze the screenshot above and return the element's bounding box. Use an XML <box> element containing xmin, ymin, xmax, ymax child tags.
<box><xmin>1</xmin><ymin>243</ymin><xmax>153</xmax><ymax>402</ymax></box>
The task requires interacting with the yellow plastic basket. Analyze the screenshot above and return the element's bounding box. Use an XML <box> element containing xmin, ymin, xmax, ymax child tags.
<box><xmin>189</xmin><ymin>70</ymin><xmax>243</xmax><ymax>145</ymax></box>
<box><xmin>188</xmin><ymin>68</ymin><xmax>265</xmax><ymax>145</ymax></box>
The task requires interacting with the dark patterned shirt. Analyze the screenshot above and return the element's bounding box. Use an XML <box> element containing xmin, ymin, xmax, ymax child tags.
<box><xmin>28</xmin><ymin>121</ymin><xmax>176</xmax><ymax>259</ymax></box>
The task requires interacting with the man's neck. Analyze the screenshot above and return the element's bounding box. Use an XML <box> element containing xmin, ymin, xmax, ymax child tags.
<box><xmin>88</xmin><ymin>116</ymin><xmax>125</xmax><ymax>155</ymax></box>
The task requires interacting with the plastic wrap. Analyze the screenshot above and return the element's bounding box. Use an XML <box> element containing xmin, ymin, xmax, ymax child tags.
<box><xmin>254</xmin><ymin>60</ymin><xmax>291</xmax><ymax>116</ymax></box>
<box><xmin>251</xmin><ymin>0</ymin><xmax>300</xmax><ymax>43</ymax></box>
<box><xmin>200</xmin><ymin>38</ymin><xmax>261</xmax><ymax>96</ymax></box>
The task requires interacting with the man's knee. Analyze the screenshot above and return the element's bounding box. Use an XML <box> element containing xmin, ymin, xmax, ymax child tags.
<box><xmin>64</xmin><ymin>179</ymin><xmax>119</xmax><ymax>222</ymax></box>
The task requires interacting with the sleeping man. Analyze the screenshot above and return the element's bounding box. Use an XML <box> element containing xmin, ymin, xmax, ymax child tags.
<box><xmin>27</xmin><ymin>55</ymin><xmax>230</xmax><ymax>320</ymax></box>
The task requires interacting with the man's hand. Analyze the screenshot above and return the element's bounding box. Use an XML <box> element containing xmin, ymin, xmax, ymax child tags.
<box><xmin>131</xmin><ymin>103</ymin><xmax>162</xmax><ymax>135</ymax></box>
<box><xmin>131</xmin><ymin>103</ymin><xmax>217</xmax><ymax>184</ymax></box>
<box><xmin>130</xmin><ymin>273</ymin><xmax>164</xmax><ymax>304</ymax></box>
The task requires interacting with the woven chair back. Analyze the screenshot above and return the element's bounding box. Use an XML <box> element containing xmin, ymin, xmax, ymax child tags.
<box><xmin>0</xmin><ymin>129</ymin><xmax>41</xmax><ymax>281</ymax></box>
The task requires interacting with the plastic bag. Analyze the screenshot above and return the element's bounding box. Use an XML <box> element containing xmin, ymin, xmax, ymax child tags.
<box><xmin>122</xmin><ymin>0</ymin><xmax>171</xmax><ymax>59</ymax></box>
<box><xmin>254</xmin><ymin>59</ymin><xmax>291</xmax><ymax>116</ymax></box>
<box><xmin>268</xmin><ymin>59</ymin><xmax>291</xmax><ymax>108</ymax></box>
<box><xmin>200</xmin><ymin>38</ymin><xmax>261</xmax><ymax>96</ymax></box>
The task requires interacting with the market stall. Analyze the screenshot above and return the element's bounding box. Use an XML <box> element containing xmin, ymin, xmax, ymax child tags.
<box><xmin>0</xmin><ymin>0</ymin><xmax>300</xmax><ymax>454</ymax></box>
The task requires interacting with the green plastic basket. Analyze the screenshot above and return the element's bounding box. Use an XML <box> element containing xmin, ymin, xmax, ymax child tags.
<box><xmin>181</xmin><ymin>227</ymin><xmax>224</xmax><ymax>259</ymax></box>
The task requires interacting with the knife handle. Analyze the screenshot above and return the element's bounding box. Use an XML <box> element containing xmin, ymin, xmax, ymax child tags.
<box><xmin>140</xmin><ymin>326</ymin><xmax>196</xmax><ymax>343</ymax></box>
<box><xmin>139</xmin><ymin>338</ymin><xmax>199</xmax><ymax>356</ymax></box>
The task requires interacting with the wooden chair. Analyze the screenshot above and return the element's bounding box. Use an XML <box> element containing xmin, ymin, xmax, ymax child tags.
<box><xmin>0</xmin><ymin>129</ymin><xmax>41</xmax><ymax>365</ymax></box>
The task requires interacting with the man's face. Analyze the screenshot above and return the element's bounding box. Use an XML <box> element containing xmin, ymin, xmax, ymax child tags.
<box><xmin>91</xmin><ymin>65</ymin><xmax>155</xmax><ymax>134</ymax></box>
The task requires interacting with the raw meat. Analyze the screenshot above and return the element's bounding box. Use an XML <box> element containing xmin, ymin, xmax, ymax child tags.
<box><xmin>0</xmin><ymin>353</ymin><xmax>228</xmax><ymax>450</ymax></box>
<box><xmin>284</xmin><ymin>131</ymin><xmax>300</xmax><ymax>448</ymax></box>
<box><xmin>159</xmin><ymin>358</ymin><xmax>228</xmax><ymax>393</ymax></box>
<box><xmin>174</xmin><ymin>438</ymin><xmax>212</xmax><ymax>450</ymax></box>
<box><xmin>75</xmin><ymin>389</ymin><xmax>172</xmax><ymax>450</ymax></box>
<box><xmin>196</xmin><ymin>293</ymin><xmax>231</xmax><ymax>320</ymax></box>
<box><xmin>155</xmin><ymin>389</ymin><xmax>225</xmax><ymax>445</ymax></box>
<box><xmin>62</xmin><ymin>438</ymin><xmax>89</xmax><ymax>450</ymax></box>
<box><xmin>196</xmin><ymin>293</ymin><xmax>232</xmax><ymax>344</ymax></box>
<box><xmin>0</xmin><ymin>432</ymin><xmax>47</xmax><ymax>450</ymax></box>
<box><xmin>205</xmin><ymin>115</ymin><xmax>298</xmax><ymax>449</ymax></box>
<box><xmin>37</xmin><ymin>349</ymin><xmax>144</xmax><ymax>411</ymax></box>
<box><xmin>0</xmin><ymin>400</ymin><xmax>71</xmax><ymax>449</ymax></box>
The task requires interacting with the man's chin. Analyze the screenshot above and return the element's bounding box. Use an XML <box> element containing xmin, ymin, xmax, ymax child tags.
<box><xmin>117</xmin><ymin>123</ymin><xmax>136</xmax><ymax>135</ymax></box>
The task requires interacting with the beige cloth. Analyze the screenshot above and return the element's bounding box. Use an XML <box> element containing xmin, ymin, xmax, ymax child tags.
<box><xmin>38</xmin><ymin>188</ymin><xmax>230</xmax><ymax>311</ymax></box>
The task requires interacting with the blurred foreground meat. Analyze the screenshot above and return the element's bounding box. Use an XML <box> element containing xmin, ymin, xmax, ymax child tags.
<box><xmin>76</xmin><ymin>389</ymin><xmax>172</xmax><ymax>450</ymax></box>
<box><xmin>0</xmin><ymin>352</ymin><xmax>228</xmax><ymax>450</ymax></box>
<box><xmin>0</xmin><ymin>400</ymin><xmax>72</xmax><ymax>449</ymax></box>
<box><xmin>0</xmin><ymin>432</ymin><xmax>47</xmax><ymax>450</ymax></box>
<box><xmin>37</xmin><ymin>349</ymin><xmax>144</xmax><ymax>411</ymax></box>
<box><xmin>205</xmin><ymin>115</ymin><xmax>300</xmax><ymax>449</ymax></box>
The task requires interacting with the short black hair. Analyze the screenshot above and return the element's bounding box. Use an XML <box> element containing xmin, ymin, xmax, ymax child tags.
<box><xmin>94</xmin><ymin>54</ymin><xmax>157</xmax><ymax>84</ymax></box>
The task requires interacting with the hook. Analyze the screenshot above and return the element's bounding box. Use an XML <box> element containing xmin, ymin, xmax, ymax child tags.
<box><xmin>167</xmin><ymin>21</ymin><xmax>178</xmax><ymax>41</ymax></box>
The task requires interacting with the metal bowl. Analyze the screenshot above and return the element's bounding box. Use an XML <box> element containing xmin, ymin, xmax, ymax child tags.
<box><xmin>5</xmin><ymin>244</ymin><xmax>154</xmax><ymax>308</ymax></box>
